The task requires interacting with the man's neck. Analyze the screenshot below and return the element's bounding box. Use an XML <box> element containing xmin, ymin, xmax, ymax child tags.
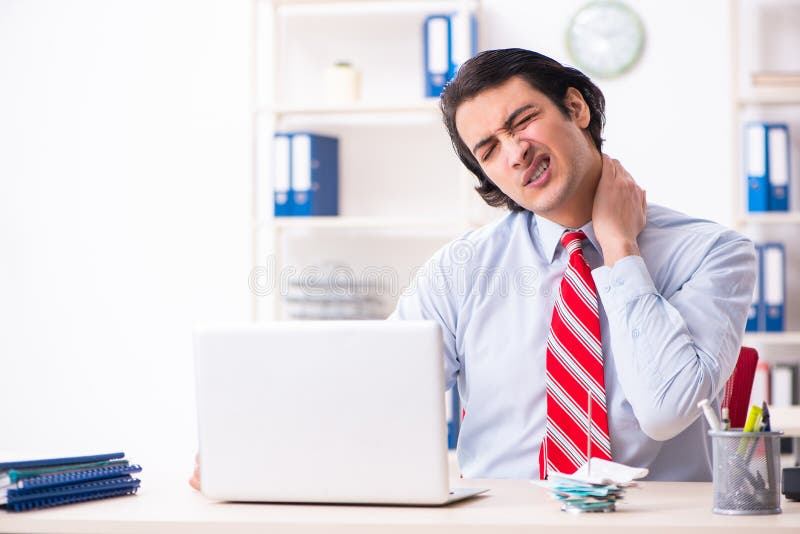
<box><xmin>545</xmin><ymin>200</ymin><xmax>593</xmax><ymax>230</ymax></box>
<box><xmin>540</xmin><ymin>151</ymin><xmax>602</xmax><ymax>229</ymax></box>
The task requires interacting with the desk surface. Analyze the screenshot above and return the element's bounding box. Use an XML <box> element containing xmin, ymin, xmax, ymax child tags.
<box><xmin>2</xmin><ymin>469</ymin><xmax>799</xmax><ymax>534</ymax></box>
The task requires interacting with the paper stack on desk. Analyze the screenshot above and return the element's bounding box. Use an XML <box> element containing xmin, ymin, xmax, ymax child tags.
<box><xmin>0</xmin><ymin>451</ymin><xmax>141</xmax><ymax>512</ymax></box>
<box><xmin>534</xmin><ymin>459</ymin><xmax>648</xmax><ymax>513</ymax></box>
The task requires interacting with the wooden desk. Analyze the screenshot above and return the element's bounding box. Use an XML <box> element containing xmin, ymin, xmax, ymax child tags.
<box><xmin>2</xmin><ymin>469</ymin><xmax>799</xmax><ymax>534</ymax></box>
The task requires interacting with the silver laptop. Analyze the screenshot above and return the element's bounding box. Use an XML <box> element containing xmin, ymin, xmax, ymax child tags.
<box><xmin>193</xmin><ymin>320</ymin><xmax>487</xmax><ymax>506</ymax></box>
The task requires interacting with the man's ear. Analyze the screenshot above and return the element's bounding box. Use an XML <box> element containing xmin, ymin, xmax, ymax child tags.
<box><xmin>564</xmin><ymin>87</ymin><xmax>590</xmax><ymax>129</ymax></box>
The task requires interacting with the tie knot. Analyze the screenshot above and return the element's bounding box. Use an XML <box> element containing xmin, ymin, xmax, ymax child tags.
<box><xmin>561</xmin><ymin>231</ymin><xmax>586</xmax><ymax>257</ymax></box>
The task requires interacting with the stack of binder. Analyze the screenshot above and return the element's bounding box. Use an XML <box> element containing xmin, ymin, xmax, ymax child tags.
<box><xmin>1</xmin><ymin>452</ymin><xmax>141</xmax><ymax>512</ymax></box>
<box><xmin>745</xmin><ymin>122</ymin><xmax>791</xmax><ymax>212</ymax></box>
<box><xmin>273</xmin><ymin>132</ymin><xmax>339</xmax><ymax>217</ymax></box>
<box><xmin>746</xmin><ymin>242</ymin><xmax>785</xmax><ymax>332</ymax></box>
<box><xmin>423</xmin><ymin>11</ymin><xmax>477</xmax><ymax>97</ymax></box>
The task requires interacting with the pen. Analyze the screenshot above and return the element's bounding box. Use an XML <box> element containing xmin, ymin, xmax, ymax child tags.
<box><xmin>721</xmin><ymin>407</ymin><xmax>730</xmax><ymax>431</ymax></box>
<box><xmin>697</xmin><ymin>399</ymin><xmax>721</xmax><ymax>431</ymax></box>
<box><xmin>760</xmin><ymin>401</ymin><xmax>771</xmax><ymax>432</ymax></box>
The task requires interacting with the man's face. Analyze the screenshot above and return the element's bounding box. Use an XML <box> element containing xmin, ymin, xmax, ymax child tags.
<box><xmin>455</xmin><ymin>76</ymin><xmax>598</xmax><ymax>222</ymax></box>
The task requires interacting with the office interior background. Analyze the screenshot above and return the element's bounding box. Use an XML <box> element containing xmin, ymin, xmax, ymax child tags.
<box><xmin>1</xmin><ymin>0</ymin><xmax>798</xmax><ymax>472</ymax></box>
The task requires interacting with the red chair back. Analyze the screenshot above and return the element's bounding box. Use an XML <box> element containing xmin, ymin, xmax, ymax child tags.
<box><xmin>722</xmin><ymin>347</ymin><xmax>759</xmax><ymax>428</ymax></box>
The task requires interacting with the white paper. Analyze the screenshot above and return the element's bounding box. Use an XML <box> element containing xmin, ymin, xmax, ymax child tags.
<box><xmin>556</xmin><ymin>458</ymin><xmax>649</xmax><ymax>485</ymax></box>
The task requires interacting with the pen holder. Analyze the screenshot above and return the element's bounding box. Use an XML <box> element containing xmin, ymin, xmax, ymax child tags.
<box><xmin>709</xmin><ymin>430</ymin><xmax>783</xmax><ymax>515</ymax></box>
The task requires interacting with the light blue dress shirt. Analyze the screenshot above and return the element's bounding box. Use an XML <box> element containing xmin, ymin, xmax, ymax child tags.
<box><xmin>389</xmin><ymin>204</ymin><xmax>757</xmax><ymax>481</ymax></box>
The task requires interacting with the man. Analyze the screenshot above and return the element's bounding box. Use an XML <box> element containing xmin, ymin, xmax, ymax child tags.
<box><xmin>190</xmin><ymin>48</ymin><xmax>755</xmax><ymax>488</ymax></box>
<box><xmin>388</xmin><ymin>48</ymin><xmax>755</xmax><ymax>481</ymax></box>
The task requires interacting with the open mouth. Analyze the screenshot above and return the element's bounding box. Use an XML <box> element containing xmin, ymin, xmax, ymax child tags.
<box><xmin>523</xmin><ymin>156</ymin><xmax>551</xmax><ymax>187</ymax></box>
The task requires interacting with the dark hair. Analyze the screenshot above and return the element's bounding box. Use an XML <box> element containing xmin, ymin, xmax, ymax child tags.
<box><xmin>440</xmin><ymin>48</ymin><xmax>606</xmax><ymax>212</ymax></box>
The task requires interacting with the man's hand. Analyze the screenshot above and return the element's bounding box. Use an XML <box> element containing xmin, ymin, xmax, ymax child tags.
<box><xmin>592</xmin><ymin>155</ymin><xmax>647</xmax><ymax>267</ymax></box>
<box><xmin>189</xmin><ymin>452</ymin><xmax>201</xmax><ymax>491</ymax></box>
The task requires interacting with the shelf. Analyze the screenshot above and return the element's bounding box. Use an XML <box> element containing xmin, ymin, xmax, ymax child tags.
<box><xmin>265</xmin><ymin>216</ymin><xmax>472</xmax><ymax>233</ymax></box>
<box><xmin>737</xmin><ymin>86</ymin><xmax>800</xmax><ymax>106</ymax></box>
<box><xmin>738</xmin><ymin>212</ymin><xmax>800</xmax><ymax>225</ymax></box>
<box><xmin>751</xmin><ymin>72</ymin><xmax>800</xmax><ymax>87</ymax></box>
<box><xmin>265</xmin><ymin>101</ymin><xmax>443</xmax><ymax>125</ymax></box>
<box><xmin>274</xmin><ymin>0</ymin><xmax>478</xmax><ymax>16</ymax></box>
<box><xmin>270</xmin><ymin>100</ymin><xmax>439</xmax><ymax>114</ymax></box>
<box><xmin>266</xmin><ymin>100</ymin><xmax>438</xmax><ymax>115</ymax></box>
<box><xmin>743</xmin><ymin>332</ymin><xmax>800</xmax><ymax>345</ymax></box>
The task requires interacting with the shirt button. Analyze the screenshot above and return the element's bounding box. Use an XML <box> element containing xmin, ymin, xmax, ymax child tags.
<box><xmin>614</xmin><ymin>278</ymin><xmax>624</xmax><ymax>286</ymax></box>
<box><xmin>604</xmin><ymin>286</ymin><xmax>611</xmax><ymax>293</ymax></box>
<box><xmin>632</xmin><ymin>328</ymin><xmax>640</xmax><ymax>338</ymax></box>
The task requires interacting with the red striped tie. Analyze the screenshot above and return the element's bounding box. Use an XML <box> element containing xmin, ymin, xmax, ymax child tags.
<box><xmin>538</xmin><ymin>231</ymin><xmax>611</xmax><ymax>479</ymax></box>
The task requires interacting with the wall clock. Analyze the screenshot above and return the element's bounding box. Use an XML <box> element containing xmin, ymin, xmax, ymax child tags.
<box><xmin>566</xmin><ymin>1</ymin><xmax>645</xmax><ymax>78</ymax></box>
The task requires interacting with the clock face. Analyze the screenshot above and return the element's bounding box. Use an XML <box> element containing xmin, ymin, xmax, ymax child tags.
<box><xmin>566</xmin><ymin>1</ymin><xmax>645</xmax><ymax>78</ymax></box>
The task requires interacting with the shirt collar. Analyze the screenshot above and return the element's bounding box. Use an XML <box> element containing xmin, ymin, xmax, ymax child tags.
<box><xmin>533</xmin><ymin>213</ymin><xmax>601</xmax><ymax>264</ymax></box>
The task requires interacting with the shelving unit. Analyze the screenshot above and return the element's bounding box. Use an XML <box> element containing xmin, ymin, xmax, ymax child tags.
<box><xmin>731</xmin><ymin>0</ymin><xmax>800</xmax><ymax>351</ymax></box>
<box><xmin>253</xmin><ymin>0</ymin><xmax>498</xmax><ymax>321</ymax></box>
<box><xmin>732</xmin><ymin>1</ymin><xmax>800</xmax><ymax>440</ymax></box>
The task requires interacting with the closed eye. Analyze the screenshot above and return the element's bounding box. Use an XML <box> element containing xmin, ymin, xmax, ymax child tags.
<box><xmin>513</xmin><ymin>113</ymin><xmax>536</xmax><ymax>130</ymax></box>
<box><xmin>481</xmin><ymin>143</ymin><xmax>496</xmax><ymax>162</ymax></box>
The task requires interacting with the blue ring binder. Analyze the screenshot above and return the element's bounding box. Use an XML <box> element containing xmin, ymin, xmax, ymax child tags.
<box><xmin>7</xmin><ymin>477</ymin><xmax>141</xmax><ymax>512</ymax></box>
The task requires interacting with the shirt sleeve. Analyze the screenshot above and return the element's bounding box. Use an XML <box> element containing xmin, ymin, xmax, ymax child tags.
<box><xmin>387</xmin><ymin>248</ymin><xmax>462</xmax><ymax>390</ymax></box>
<box><xmin>592</xmin><ymin>233</ymin><xmax>757</xmax><ymax>441</ymax></box>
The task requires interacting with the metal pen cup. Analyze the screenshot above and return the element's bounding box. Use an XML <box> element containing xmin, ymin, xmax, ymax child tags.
<box><xmin>709</xmin><ymin>429</ymin><xmax>783</xmax><ymax>515</ymax></box>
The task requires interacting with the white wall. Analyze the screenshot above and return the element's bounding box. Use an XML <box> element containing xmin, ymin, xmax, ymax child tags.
<box><xmin>483</xmin><ymin>0</ymin><xmax>734</xmax><ymax>226</ymax></box>
<box><xmin>0</xmin><ymin>0</ymin><xmax>252</xmax><ymax>470</ymax></box>
<box><xmin>0</xmin><ymin>0</ymin><xmax>736</xmax><ymax>469</ymax></box>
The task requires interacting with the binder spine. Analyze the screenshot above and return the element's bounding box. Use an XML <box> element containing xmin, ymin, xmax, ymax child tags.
<box><xmin>767</xmin><ymin>124</ymin><xmax>790</xmax><ymax>211</ymax></box>
<box><xmin>8</xmin><ymin>459</ymin><xmax>129</xmax><ymax>483</ymax></box>
<box><xmin>16</xmin><ymin>464</ymin><xmax>142</xmax><ymax>491</ymax></box>
<box><xmin>423</xmin><ymin>14</ymin><xmax>451</xmax><ymax>97</ymax></box>
<box><xmin>746</xmin><ymin>243</ymin><xmax>762</xmax><ymax>332</ymax></box>
<box><xmin>762</xmin><ymin>242</ymin><xmax>785</xmax><ymax>331</ymax></box>
<box><xmin>291</xmin><ymin>134</ymin><xmax>313</xmax><ymax>216</ymax></box>
<box><xmin>745</xmin><ymin>123</ymin><xmax>768</xmax><ymax>212</ymax></box>
<box><xmin>0</xmin><ymin>452</ymin><xmax>125</xmax><ymax>472</ymax></box>
<box><xmin>273</xmin><ymin>133</ymin><xmax>293</xmax><ymax>217</ymax></box>
<box><xmin>311</xmin><ymin>135</ymin><xmax>339</xmax><ymax>216</ymax></box>
<box><xmin>7</xmin><ymin>477</ymin><xmax>141</xmax><ymax>512</ymax></box>
<box><xmin>290</xmin><ymin>133</ymin><xmax>338</xmax><ymax>216</ymax></box>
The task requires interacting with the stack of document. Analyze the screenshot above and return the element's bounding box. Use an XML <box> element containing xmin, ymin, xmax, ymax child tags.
<box><xmin>534</xmin><ymin>459</ymin><xmax>648</xmax><ymax>514</ymax></box>
<box><xmin>1</xmin><ymin>451</ymin><xmax>141</xmax><ymax>512</ymax></box>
